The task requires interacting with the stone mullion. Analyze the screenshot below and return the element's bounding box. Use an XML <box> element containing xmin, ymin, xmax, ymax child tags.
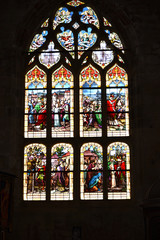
<box><xmin>101</xmin><ymin>69</ymin><xmax>108</xmax><ymax>200</ymax></box>
<box><xmin>73</xmin><ymin>28</ymin><xmax>81</xmax><ymax>200</ymax></box>
<box><xmin>46</xmin><ymin>69</ymin><xmax>52</xmax><ymax>201</ymax></box>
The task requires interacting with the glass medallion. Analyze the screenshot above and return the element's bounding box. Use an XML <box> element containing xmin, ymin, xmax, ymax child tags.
<box><xmin>39</xmin><ymin>41</ymin><xmax>60</xmax><ymax>69</ymax></box>
<box><xmin>51</xmin><ymin>143</ymin><xmax>73</xmax><ymax>200</ymax></box>
<box><xmin>106</xmin><ymin>64</ymin><xmax>129</xmax><ymax>137</ymax></box>
<box><xmin>78</xmin><ymin>28</ymin><xmax>97</xmax><ymax>58</ymax></box>
<box><xmin>80</xmin><ymin>143</ymin><xmax>103</xmax><ymax>200</ymax></box>
<box><xmin>53</xmin><ymin>7</ymin><xmax>73</xmax><ymax>30</ymax></box>
<box><xmin>105</xmin><ymin>30</ymin><xmax>123</xmax><ymax>50</ymax></box>
<box><xmin>79</xmin><ymin>7</ymin><xmax>99</xmax><ymax>29</ymax></box>
<box><xmin>72</xmin><ymin>22</ymin><xmax>80</xmax><ymax>29</ymax></box>
<box><xmin>29</xmin><ymin>31</ymin><xmax>48</xmax><ymax>52</ymax></box>
<box><xmin>80</xmin><ymin>65</ymin><xmax>102</xmax><ymax>137</ymax></box>
<box><xmin>52</xmin><ymin>66</ymin><xmax>74</xmax><ymax>138</ymax></box>
<box><xmin>103</xmin><ymin>17</ymin><xmax>112</xmax><ymax>27</ymax></box>
<box><xmin>107</xmin><ymin>142</ymin><xmax>130</xmax><ymax>199</ymax></box>
<box><xmin>92</xmin><ymin>41</ymin><xmax>114</xmax><ymax>68</ymax></box>
<box><xmin>67</xmin><ymin>0</ymin><xmax>84</xmax><ymax>7</ymax></box>
<box><xmin>23</xmin><ymin>144</ymin><xmax>46</xmax><ymax>200</ymax></box>
<box><xmin>41</xmin><ymin>18</ymin><xmax>49</xmax><ymax>27</ymax></box>
<box><xmin>28</xmin><ymin>56</ymin><xmax>35</xmax><ymax>65</ymax></box>
<box><xmin>57</xmin><ymin>27</ymin><xmax>75</xmax><ymax>58</ymax></box>
<box><xmin>25</xmin><ymin>66</ymin><xmax>47</xmax><ymax>138</ymax></box>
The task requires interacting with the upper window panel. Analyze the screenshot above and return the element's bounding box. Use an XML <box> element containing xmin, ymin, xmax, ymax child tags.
<box><xmin>26</xmin><ymin>0</ymin><xmax>129</xmax><ymax>139</ymax></box>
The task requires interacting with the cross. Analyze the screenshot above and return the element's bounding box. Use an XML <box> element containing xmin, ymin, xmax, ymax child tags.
<box><xmin>60</xmin><ymin>67</ymin><xmax>66</xmax><ymax>79</ymax></box>
<box><xmin>34</xmin><ymin>68</ymin><xmax>38</xmax><ymax>77</ymax></box>
<box><xmin>87</xmin><ymin>67</ymin><xmax>92</xmax><ymax>76</ymax></box>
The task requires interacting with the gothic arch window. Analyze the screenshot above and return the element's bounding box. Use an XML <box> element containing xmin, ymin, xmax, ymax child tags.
<box><xmin>24</xmin><ymin>0</ymin><xmax>131</xmax><ymax>201</ymax></box>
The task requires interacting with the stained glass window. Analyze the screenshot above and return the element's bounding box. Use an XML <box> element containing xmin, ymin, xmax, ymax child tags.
<box><xmin>24</xmin><ymin>0</ymin><xmax>131</xmax><ymax>201</ymax></box>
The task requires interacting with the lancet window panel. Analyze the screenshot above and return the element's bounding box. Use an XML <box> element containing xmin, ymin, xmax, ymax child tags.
<box><xmin>79</xmin><ymin>65</ymin><xmax>102</xmax><ymax>137</ymax></box>
<box><xmin>52</xmin><ymin>66</ymin><xmax>74</xmax><ymax>138</ymax></box>
<box><xmin>107</xmin><ymin>142</ymin><xmax>130</xmax><ymax>200</ymax></box>
<box><xmin>24</xmin><ymin>66</ymin><xmax>47</xmax><ymax>138</ymax></box>
<box><xmin>51</xmin><ymin>143</ymin><xmax>74</xmax><ymax>200</ymax></box>
<box><xmin>106</xmin><ymin>64</ymin><xmax>129</xmax><ymax>137</ymax></box>
<box><xmin>23</xmin><ymin>144</ymin><xmax>46</xmax><ymax>201</ymax></box>
<box><xmin>80</xmin><ymin>142</ymin><xmax>103</xmax><ymax>200</ymax></box>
